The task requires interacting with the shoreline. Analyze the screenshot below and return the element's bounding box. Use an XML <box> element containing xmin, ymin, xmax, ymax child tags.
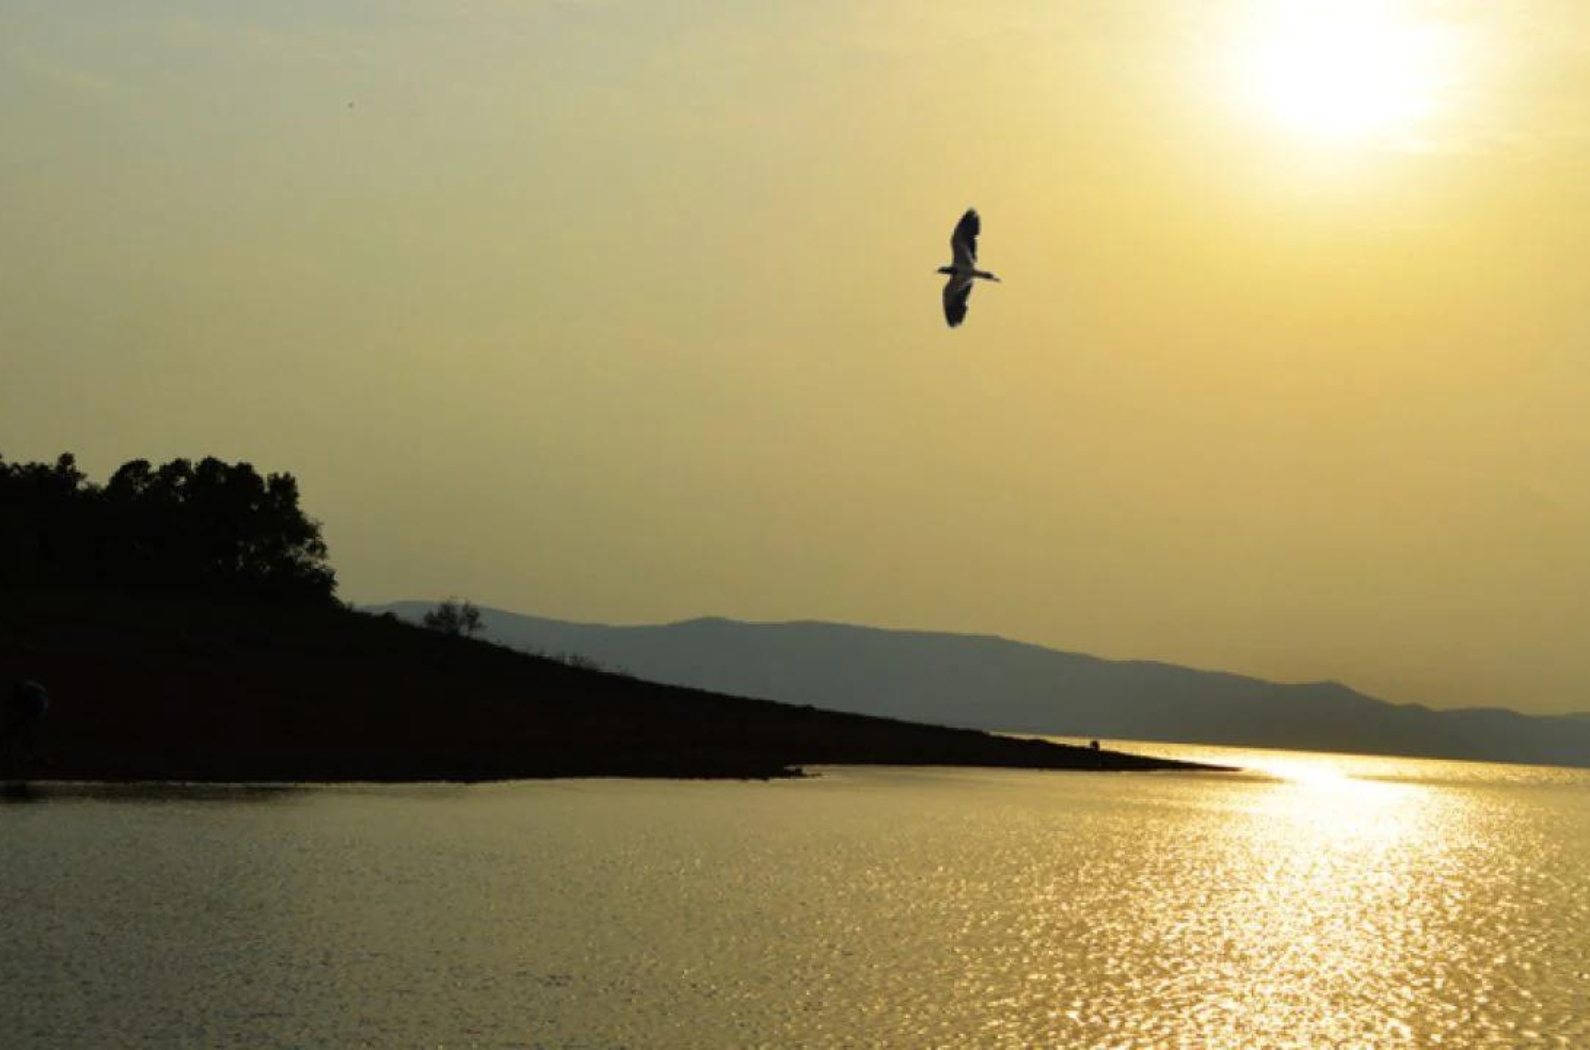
<box><xmin>3</xmin><ymin>742</ymin><xmax>1226</xmax><ymax>786</ymax></box>
<box><xmin>4</xmin><ymin>750</ymin><xmax>1228</xmax><ymax>794</ymax></box>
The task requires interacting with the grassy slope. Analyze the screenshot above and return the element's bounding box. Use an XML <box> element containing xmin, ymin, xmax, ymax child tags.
<box><xmin>0</xmin><ymin>589</ymin><xmax>1218</xmax><ymax>781</ymax></box>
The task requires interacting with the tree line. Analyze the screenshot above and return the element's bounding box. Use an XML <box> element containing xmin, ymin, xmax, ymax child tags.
<box><xmin>0</xmin><ymin>452</ymin><xmax>336</xmax><ymax>604</ymax></box>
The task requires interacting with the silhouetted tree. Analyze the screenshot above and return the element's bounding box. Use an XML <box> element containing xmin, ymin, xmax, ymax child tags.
<box><xmin>0</xmin><ymin>451</ymin><xmax>336</xmax><ymax>604</ymax></box>
<box><xmin>422</xmin><ymin>598</ymin><xmax>484</xmax><ymax>638</ymax></box>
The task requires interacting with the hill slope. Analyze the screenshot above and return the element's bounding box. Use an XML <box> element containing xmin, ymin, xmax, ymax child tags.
<box><xmin>370</xmin><ymin>604</ymin><xmax>1590</xmax><ymax>769</ymax></box>
<box><xmin>0</xmin><ymin>590</ymin><xmax>1215</xmax><ymax>781</ymax></box>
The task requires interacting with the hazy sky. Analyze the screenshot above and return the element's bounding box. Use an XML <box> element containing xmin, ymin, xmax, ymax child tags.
<box><xmin>5</xmin><ymin>1</ymin><xmax>1590</xmax><ymax>714</ymax></box>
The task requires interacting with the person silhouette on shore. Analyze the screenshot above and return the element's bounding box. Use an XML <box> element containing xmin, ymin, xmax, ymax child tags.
<box><xmin>2</xmin><ymin>679</ymin><xmax>50</xmax><ymax>773</ymax></box>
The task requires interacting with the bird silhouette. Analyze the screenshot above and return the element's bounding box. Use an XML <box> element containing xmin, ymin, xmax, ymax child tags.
<box><xmin>937</xmin><ymin>208</ymin><xmax>1000</xmax><ymax>328</ymax></box>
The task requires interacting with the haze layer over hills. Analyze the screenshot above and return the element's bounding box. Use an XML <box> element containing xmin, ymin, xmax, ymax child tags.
<box><xmin>374</xmin><ymin>604</ymin><xmax>1590</xmax><ymax>770</ymax></box>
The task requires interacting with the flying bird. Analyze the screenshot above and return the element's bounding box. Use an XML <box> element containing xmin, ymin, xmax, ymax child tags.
<box><xmin>937</xmin><ymin>208</ymin><xmax>1000</xmax><ymax>328</ymax></box>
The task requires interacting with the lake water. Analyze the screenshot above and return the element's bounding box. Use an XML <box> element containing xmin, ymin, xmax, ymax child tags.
<box><xmin>2</xmin><ymin>744</ymin><xmax>1587</xmax><ymax>1048</ymax></box>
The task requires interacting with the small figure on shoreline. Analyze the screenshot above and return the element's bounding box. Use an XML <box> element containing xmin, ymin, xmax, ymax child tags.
<box><xmin>2</xmin><ymin>679</ymin><xmax>51</xmax><ymax>774</ymax></box>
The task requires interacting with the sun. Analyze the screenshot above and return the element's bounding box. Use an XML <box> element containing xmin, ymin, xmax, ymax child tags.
<box><xmin>1228</xmin><ymin>1</ymin><xmax>1456</xmax><ymax>147</ymax></box>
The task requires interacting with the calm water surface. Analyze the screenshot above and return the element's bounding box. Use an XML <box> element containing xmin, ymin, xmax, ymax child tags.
<box><xmin>2</xmin><ymin>744</ymin><xmax>1587</xmax><ymax>1048</ymax></box>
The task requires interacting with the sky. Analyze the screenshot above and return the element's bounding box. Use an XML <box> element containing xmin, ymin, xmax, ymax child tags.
<box><xmin>4</xmin><ymin>1</ymin><xmax>1590</xmax><ymax>714</ymax></box>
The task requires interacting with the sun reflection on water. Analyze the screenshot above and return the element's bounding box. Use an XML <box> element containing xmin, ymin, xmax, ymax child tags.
<box><xmin>1107</xmin><ymin>752</ymin><xmax>1495</xmax><ymax>1048</ymax></box>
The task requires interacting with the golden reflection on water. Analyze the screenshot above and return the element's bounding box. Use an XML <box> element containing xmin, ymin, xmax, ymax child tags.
<box><xmin>1015</xmin><ymin>739</ymin><xmax>1539</xmax><ymax>1047</ymax></box>
<box><xmin>5</xmin><ymin>756</ymin><xmax>1585</xmax><ymax>1048</ymax></box>
<box><xmin>1213</xmin><ymin>778</ymin><xmax>1431</xmax><ymax>1034</ymax></box>
<box><xmin>1093</xmin><ymin>749</ymin><xmax>1503</xmax><ymax>1048</ymax></box>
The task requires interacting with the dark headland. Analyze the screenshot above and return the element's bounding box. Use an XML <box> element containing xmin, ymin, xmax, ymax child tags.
<box><xmin>0</xmin><ymin>588</ymin><xmax>1222</xmax><ymax>782</ymax></box>
<box><xmin>0</xmin><ymin>452</ymin><xmax>1220</xmax><ymax>782</ymax></box>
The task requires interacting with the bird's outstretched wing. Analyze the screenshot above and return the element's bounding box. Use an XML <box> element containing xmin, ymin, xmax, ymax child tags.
<box><xmin>943</xmin><ymin>274</ymin><xmax>974</xmax><ymax>328</ymax></box>
<box><xmin>950</xmin><ymin>208</ymin><xmax>980</xmax><ymax>268</ymax></box>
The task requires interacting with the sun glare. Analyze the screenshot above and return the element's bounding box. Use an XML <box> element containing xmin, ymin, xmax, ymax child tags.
<box><xmin>1229</xmin><ymin>1</ymin><xmax>1457</xmax><ymax>147</ymax></box>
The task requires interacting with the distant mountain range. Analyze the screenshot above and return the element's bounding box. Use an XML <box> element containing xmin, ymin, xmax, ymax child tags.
<box><xmin>371</xmin><ymin>603</ymin><xmax>1590</xmax><ymax>769</ymax></box>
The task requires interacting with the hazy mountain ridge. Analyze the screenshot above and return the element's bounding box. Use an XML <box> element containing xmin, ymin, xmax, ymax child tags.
<box><xmin>371</xmin><ymin>603</ymin><xmax>1590</xmax><ymax>769</ymax></box>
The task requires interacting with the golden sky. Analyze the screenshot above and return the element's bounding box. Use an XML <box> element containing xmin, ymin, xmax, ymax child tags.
<box><xmin>4</xmin><ymin>1</ymin><xmax>1590</xmax><ymax>713</ymax></box>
